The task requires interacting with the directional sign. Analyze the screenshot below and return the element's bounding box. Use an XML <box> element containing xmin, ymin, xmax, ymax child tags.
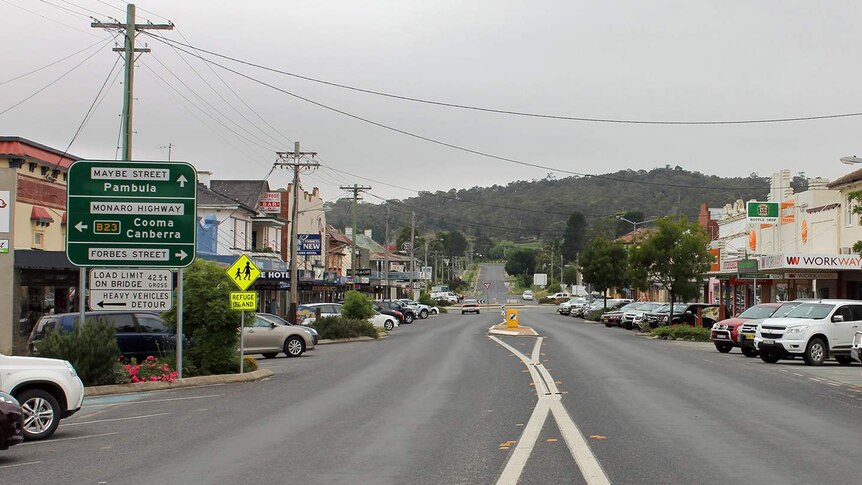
<box><xmin>66</xmin><ymin>160</ymin><xmax>197</xmax><ymax>267</ymax></box>
<box><xmin>506</xmin><ymin>308</ymin><xmax>519</xmax><ymax>328</ymax></box>
<box><xmin>227</xmin><ymin>254</ymin><xmax>260</xmax><ymax>291</ymax></box>
<box><xmin>87</xmin><ymin>268</ymin><xmax>173</xmax><ymax>311</ymax></box>
<box><xmin>230</xmin><ymin>291</ymin><xmax>257</xmax><ymax>311</ymax></box>
<box><xmin>483</xmin><ymin>282</ymin><xmax>492</xmax><ymax>290</ymax></box>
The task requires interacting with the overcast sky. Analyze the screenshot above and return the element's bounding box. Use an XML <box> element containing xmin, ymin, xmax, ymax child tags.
<box><xmin>3</xmin><ymin>0</ymin><xmax>862</xmax><ymax>204</ymax></box>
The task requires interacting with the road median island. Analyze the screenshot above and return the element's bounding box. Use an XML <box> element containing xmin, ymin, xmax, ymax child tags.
<box><xmin>488</xmin><ymin>323</ymin><xmax>539</xmax><ymax>337</ymax></box>
<box><xmin>84</xmin><ymin>368</ymin><xmax>274</xmax><ymax>396</ymax></box>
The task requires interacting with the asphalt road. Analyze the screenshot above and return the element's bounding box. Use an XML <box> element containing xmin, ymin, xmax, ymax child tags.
<box><xmin>2</xmin><ymin>263</ymin><xmax>860</xmax><ymax>484</ymax></box>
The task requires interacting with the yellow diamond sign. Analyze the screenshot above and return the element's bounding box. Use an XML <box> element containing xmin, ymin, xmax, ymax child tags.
<box><xmin>226</xmin><ymin>254</ymin><xmax>261</xmax><ymax>291</ymax></box>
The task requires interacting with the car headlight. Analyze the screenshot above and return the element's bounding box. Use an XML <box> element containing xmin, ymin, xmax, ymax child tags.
<box><xmin>786</xmin><ymin>325</ymin><xmax>808</xmax><ymax>335</ymax></box>
<box><xmin>65</xmin><ymin>360</ymin><xmax>78</xmax><ymax>377</ymax></box>
<box><xmin>0</xmin><ymin>392</ymin><xmax>19</xmax><ymax>406</ymax></box>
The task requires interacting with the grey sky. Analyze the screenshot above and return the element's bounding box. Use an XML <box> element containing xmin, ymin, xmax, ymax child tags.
<box><xmin>2</xmin><ymin>0</ymin><xmax>861</xmax><ymax>203</ymax></box>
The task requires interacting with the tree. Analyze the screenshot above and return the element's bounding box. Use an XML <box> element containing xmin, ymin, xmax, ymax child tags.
<box><xmin>614</xmin><ymin>211</ymin><xmax>644</xmax><ymax>238</ymax></box>
<box><xmin>561</xmin><ymin>212</ymin><xmax>588</xmax><ymax>262</ymax></box>
<box><xmin>504</xmin><ymin>248</ymin><xmax>537</xmax><ymax>277</ymax></box>
<box><xmin>341</xmin><ymin>290</ymin><xmax>375</xmax><ymax>320</ymax></box>
<box><xmin>164</xmin><ymin>259</ymin><xmax>240</xmax><ymax>376</ymax></box>
<box><xmin>440</xmin><ymin>230</ymin><xmax>468</xmax><ymax>256</ymax></box>
<box><xmin>489</xmin><ymin>240</ymin><xmax>516</xmax><ymax>260</ymax></box>
<box><xmin>627</xmin><ymin>216</ymin><xmax>713</xmax><ymax>321</ymax></box>
<box><xmin>395</xmin><ymin>226</ymin><xmax>413</xmax><ymax>252</ymax></box>
<box><xmin>473</xmin><ymin>234</ymin><xmax>493</xmax><ymax>259</ymax></box>
<box><xmin>562</xmin><ymin>264</ymin><xmax>579</xmax><ymax>286</ymax></box>
<box><xmin>580</xmin><ymin>237</ymin><xmax>628</xmax><ymax>309</ymax></box>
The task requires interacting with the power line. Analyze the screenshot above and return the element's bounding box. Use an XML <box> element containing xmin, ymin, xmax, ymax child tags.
<box><xmin>0</xmin><ymin>36</ymin><xmax>113</xmax><ymax>117</ymax></box>
<box><xmin>143</xmin><ymin>34</ymin><xmax>862</xmax><ymax>126</ymax></box>
<box><xmin>1</xmin><ymin>0</ymin><xmax>107</xmax><ymax>37</ymax></box>
<box><xmin>0</xmin><ymin>38</ymin><xmax>108</xmax><ymax>86</ymax></box>
<box><xmin>138</xmin><ymin>32</ymin><xmax>782</xmax><ymax>193</ymax></box>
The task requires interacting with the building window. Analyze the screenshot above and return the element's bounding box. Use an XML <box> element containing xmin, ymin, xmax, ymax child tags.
<box><xmin>848</xmin><ymin>196</ymin><xmax>855</xmax><ymax>227</ymax></box>
<box><xmin>33</xmin><ymin>231</ymin><xmax>44</xmax><ymax>249</ymax></box>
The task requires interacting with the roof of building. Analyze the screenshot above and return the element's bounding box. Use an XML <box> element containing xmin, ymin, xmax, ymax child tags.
<box><xmin>827</xmin><ymin>168</ymin><xmax>862</xmax><ymax>189</ymax></box>
<box><xmin>327</xmin><ymin>225</ymin><xmax>353</xmax><ymax>245</ymax></box>
<box><xmin>210</xmin><ymin>180</ymin><xmax>269</xmax><ymax>209</ymax></box>
<box><xmin>616</xmin><ymin>227</ymin><xmax>653</xmax><ymax>244</ymax></box>
<box><xmin>0</xmin><ymin>136</ymin><xmax>80</xmax><ymax>169</ymax></box>
<box><xmin>197</xmin><ymin>183</ymin><xmax>256</xmax><ymax>211</ymax></box>
<box><xmin>806</xmin><ymin>203</ymin><xmax>840</xmax><ymax>214</ymax></box>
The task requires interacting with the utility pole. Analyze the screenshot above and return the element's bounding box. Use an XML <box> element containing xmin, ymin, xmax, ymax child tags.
<box><xmin>92</xmin><ymin>3</ymin><xmax>173</xmax><ymax>160</ymax></box>
<box><xmin>384</xmin><ymin>206</ymin><xmax>390</xmax><ymax>299</ymax></box>
<box><xmin>339</xmin><ymin>184</ymin><xmax>372</xmax><ymax>292</ymax></box>
<box><xmin>276</xmin><ymin>143</ymin><xmax>319</xmax><ymax>325</ymax></box>
<box><xmin>409</xmin><ymin>212</ymin><xmax>416</xmax><ymax>300</ymax></box>
<box><xmin>160</xmin><ymin>143</ymin><xmax>174</xmax><ymax>160</ymax></box>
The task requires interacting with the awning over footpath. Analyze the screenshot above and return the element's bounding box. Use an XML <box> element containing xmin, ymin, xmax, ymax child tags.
<box><xmin>15</xmin><ymin>250</ymin><xmax>77</xmax><ymax>270</ymax></box>
<box><xmin>30</xmin><ymin>206</ymin><xmax>53</xmax><ymax>224</ymax></box>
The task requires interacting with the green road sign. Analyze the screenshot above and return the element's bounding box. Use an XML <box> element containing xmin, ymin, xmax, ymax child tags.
<box><xmin>66</xmin><ymin>160</ymin><xmax>197</xmax><ymax>267</ymax></box>
<box><xmin>746</xmin><ymin>201</ymin><xmax>779</xmax><ymax>223</ymax></box>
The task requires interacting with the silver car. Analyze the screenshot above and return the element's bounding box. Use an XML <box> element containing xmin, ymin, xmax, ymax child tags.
<box><xmin>243</xmin><ymin>314</ymin><xmax>315</xmax><ymax>358</ymax></box>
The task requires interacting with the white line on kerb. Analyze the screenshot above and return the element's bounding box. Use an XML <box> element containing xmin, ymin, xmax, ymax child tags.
<box><xmin>489</xmin><ymin>335</ymin><xmax>610</xmax><ymax>485</ymax></box>
<box><xmin>0</xmin><ymin>461</ymin><xmax>42</xmax><ymax>469</ymax></box>
<box><xmin>62</xmin><ymin>412</ymin><xmax>171</xmax><ymax>427</ymax></box>
<box><xmin>84</xmin><ymin>394</ymin><xmax>222</xmax><ymax>408</ymax></box>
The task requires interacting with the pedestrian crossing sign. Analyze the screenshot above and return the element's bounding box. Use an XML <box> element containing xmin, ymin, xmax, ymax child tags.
<box><xmin>226</xmin><ymin>254</ymin><xmax>261</xmax><ymax>291</ymax></box>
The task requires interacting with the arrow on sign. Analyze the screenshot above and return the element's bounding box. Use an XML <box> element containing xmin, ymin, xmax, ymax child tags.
<box><xmin>75</xmin><ymin>221</ymin><xmax>88</xmax><ymax>232</ymax></box>
<box><xmin>175</xmin><ymin>249</ymin><xmax>188</xmax><ymax>260</ymax></box>
<box><xmin>177</xmin><ymin>174</ymin><xmax>188</xmax><ymax>187</ymax></box>
<box><xmin>509</xmin><ymin>313</ymin><xmax>516</xmax><ymax>320</ymax></box>
<box><xmin>97</xmin><ymin>301</ymin><xmax>125</xmax><ymax>308</ymax></box>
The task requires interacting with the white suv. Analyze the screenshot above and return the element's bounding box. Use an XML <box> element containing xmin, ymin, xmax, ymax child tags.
<box><xmin>0</xmin><ymin>353</ymin><xmax>85</xmax><ymax>440</ymax></box>
<box><xmin>754</xmin><ymin>299</ymin><xmax>862</xmax><ymax>366</ymax></box>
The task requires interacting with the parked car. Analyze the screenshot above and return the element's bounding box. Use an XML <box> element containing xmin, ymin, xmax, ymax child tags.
<box><xmin>297</xmin><ymin>303</ymin><xmax>342</xmax><ymax>325</ymax></box>
<box><xmin>710</xmin><ymin>302</ymin><xmax>797</xmax><ymax>354</ymax></box>
<box><xmin>755</xmin><ymin>299</ymin><xmax>862</xmax><ymax>365</ymax></box>
<box><xmin>738</xmin><ymin>302</ymin><xmax>803</xmax><ymax>357</ymax></box>
<box><xmin>0</xmin><ymin>352</ymin><xmax>84</xmax><ymax>440</ymax></box>
<box><xmin>0</xmin><ymin>392</ymin><xmax>24</xmax><ymax>450</ymax></box>
<box><xmin>243</xmin><ymin>314</ymin><xmax>315</xmax><ymax>358</ymax></box>
<box><xmin>851</xmin><ymin>331</ymin><xmax>862</xmax><ymax>365</ymax></box>
<box><xmin>558</xmin><ymin>297</ymin><xmax>587</xmax><ymax>315</ymax></box>
<box><xmin>257</xmin><ymin>313</ymin><xmax>319</xmax><ymax>346</ymax></box>
<box><xmin>369</xmin><ymin>312</ymin><xmax>398</xmax><ymax>331</ymax></box>
<box><xmin>372</xmin><ymin>303</ymin><xmax>406</xmax><ymax>325</ymax></box>
<box><xmin>643</xmin><ymin>303</ymin><xmax>672</xmax><ymax>328</ymax></box>
<box><xmin>461</xmin><ymin>299</ymin><xmax>480</xmax><ymax>314</ymax></box>
<box><xmin>659</xmin><ymin>303</ymin><xmax>726</xmax><ymax>328</ymax></box>
<box><xmin>601</xmin><ymin>302</ymin><xmax>644</xmax><ymax>327</ymax></box>
<box><xmin>432</xmin><ymin>291</ymin><xmax>461</xmax><ymax>303</ymax></box>
<box><xmin>396</xmin><ymin>299</ymin><xmax>435</xmax><ymax>318</ymax></box>
<box><xmin>522</xmin><ymin>290</ymin><xmax>534</xmax><ymax>301</ymax></box>
<box><xmin>377</xmin><ymin>301</ymin><xmax>416</xmax><ymax>323</ymax></box>
<box><xmin>28</xmin><ymin>311</ymin><xmax>181</xmax><ymax>361</ymax></box>
<box><xmin>621</xmin><ymin>302</ymin><xmax>665</xmax><ymax>330</ymax></box>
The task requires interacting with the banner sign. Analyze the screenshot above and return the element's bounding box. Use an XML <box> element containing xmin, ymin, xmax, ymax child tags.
<box><xmin>747</xmin><ymin>201</ymin><xmax>779</xmax><ymax>223</ymax></box>
<box><xmin>760</xmin><ymin>254</ymin><xmax>862</xmax><ymax>271</ymax></box>
<box><xmin>258</xmin><ymin>192</ymin><xmax>281</xmax><ymax>213</ymax></box>
<box><xmin>297</xmin><ymin>234</ymin><xmax>322</xmax><ymax>255</ymax></box>
<box><xmin>784</xmin><ymin>272</ymin><xmax>838</xmax><ymax>280</ymax></box>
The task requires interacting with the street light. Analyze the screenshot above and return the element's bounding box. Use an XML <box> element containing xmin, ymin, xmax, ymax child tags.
<box><xmin>840</xmin><ymin>156</ymin><xmax>862</xmax><ymax>165</ymax></box>
<box><xmin>617</xmin><ymin>216</ymin><xmax>657</xmax><ymax>233</ymax></box>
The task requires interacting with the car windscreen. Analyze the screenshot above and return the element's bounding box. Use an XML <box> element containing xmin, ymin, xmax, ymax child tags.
<box><xmin>618</xmin><ymin>303</ymin><xmax>641</xmax><ymax>312</ymax></box>
<box><xmin>636</xmin><ymin>303</ymin><xmax>662</xmax><ymax>312</ymax></box>
<box><xmin>772</xmin><ymin>302</ymin><xmax>802</xmax><ymax>317</ymax></box>
<box><xmin>463</xmin><ymin>300</ymin><xmax>478</xmax><ymax>305</ymax></box>
<box><xmin>783</xmin><ymin>303</ymin><xmax>834</xmax><ymax>320</ymax></box>
<box><xmin>738</xmin><ymin>305</ymin><xmax>780</xmax><ymax>319</ymax></box>
<box><xmin>31</xmin><ymin>317</ymin><xmax>59</xmax><ymax>339</ymax></box>
<box><xmin>653</xmin><ymin>304</ymin><xmax>671</xmax><ymax>313</ymax></box>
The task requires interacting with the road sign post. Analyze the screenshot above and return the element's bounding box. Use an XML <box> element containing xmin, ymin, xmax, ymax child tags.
<box><xmin>66</xmin><ymin>160</ymin><xmax>197</xmax><ymax>267</ymax></box>
<box><xmin>227</xmin><ymin>255</ymin><xmax>261</xmax><ymax>374</ymax></box>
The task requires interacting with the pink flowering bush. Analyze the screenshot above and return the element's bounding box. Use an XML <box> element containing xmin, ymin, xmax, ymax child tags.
<box><xmin>124</xmin><ymin>356</ymin><xmax>179</xmax><ymax>383</ymax></box>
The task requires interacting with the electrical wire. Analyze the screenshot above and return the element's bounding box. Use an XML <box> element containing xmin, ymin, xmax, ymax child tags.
<box><xmin>38</xmin><ymin>0</ymin><xmax>95</xmax><ymax>20</ymax></box>
<box><xmin>1</xmin><ymin>0</ymin><xmax>107</xmax><ymax>37</ymax></box>
<box><xmin>144</xmin><ymin>33</ymin><xmax>862</xmax><ymax>126</ymax></box>
<box><xmin>139</xmin><ymin>32</ymin><xmax>782</xmax><ymax>193</ymax></box>
<box><xmin>0</xmin><ymin>38</ymin><xmax>109</xmax><ymax>86</ymax></box>
<box><xmin>0</xmin><ymin>36</ymin><xmax>113</xmax><ymax>117</ymax></box>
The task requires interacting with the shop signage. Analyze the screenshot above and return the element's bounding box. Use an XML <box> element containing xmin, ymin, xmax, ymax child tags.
<box><xmin>722</xmin><ymin>260</ymin><xmax>739</xmax><ymax>271</ymax></box>
<box><xmin>784</xmin><ymin>272</ymin><xmax>838</xmax><ymax>280</ymax></box>
<box><xmin>258</xmin><ymin>192</ymin><xmax>281</xmax><ymax>213</ymax></box>
<box><xmin>0</xmin><ymin>190</ymin><xmax>9</xmax><ymax>232</ymax></box>
<box><xmin>65</xmin><ymin>161</ymin><xmax>197</xmax><ymax>267</ymax></box>
<box><xmin>347</xmin><ymin>268</ymin><xmax>372</xmax><ymax>276</ymax></box>
<box><xmin>737</xmin><ymin>273</ymin><xmax>781</xmax><ymax>280</ymax></box>
<box><xmin>747</xmin><ymin>201</ymin><xmax>779</xmax><ymax>223</ymax></box>
<box><xmin>230</xmin><ymin>291</ymin><xmax>257</xmax><ymax>310</ymax></box>
<box><xmin>0</xmin><ymin>239</ymin><xmax>8</xmax><ymax>254</ymax></box>
<box><xmin>738</xmin><ymin>259</ymin><xmax>758</xmax><ymax>271</ymax></box>
<box><xmin>88</xmin><ymin>268</ymin><xmax>173</xmax><ymax>311</ymax></box>
<box><xmin>297</xmin><ymin>234</ymin><xmax>322</xmax><ymax>256</ymax></box>
<box><xmin>759</xmin><ymin>254</ymin><xmax>862</xmax><ymax>271</ymax></box>
<box><xmin>226</xmin><ymin>254</ymin><xmax>261</xmax><ymax>291</ymax></box>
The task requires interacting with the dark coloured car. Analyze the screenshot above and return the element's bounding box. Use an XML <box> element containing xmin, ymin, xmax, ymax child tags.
<box><xmin>658</xmin><ymin>303</ymin><xmax>728</xmax><ymax>328</ymax></box>
<box><xmin>0</xmin><ymin>392</ymin><xmax>24</xmax><ymax>450</ymax></box>
<box><xmin>737</xmin><ymin>302</ymin><xmax>804</xmax><ymax>357</ymax></box>
<box><xmin>461</xmin><ymin>299</ymin><xmax>480</xmax><ymax>314</ymax></box>
<box><xmin>377</xmin><ymin>301</ymin><xmax>415</xmax><ymax>324</ymax></box>
<box><xmin>373</xmin><ymin>303</ymin><xmax>405</xmax><ymax>324</ymax></box>
<box><xmin>28</xmin><ymin>311</ymin><xmax>180</xmax><ymax>361</ymax></box>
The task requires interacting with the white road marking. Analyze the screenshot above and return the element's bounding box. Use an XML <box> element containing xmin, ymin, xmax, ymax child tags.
<box><xmin>84</xmin><ymin>394</ymin><xmax>221</xmax><ymax>408</ymax></box>
<box><xmin>489</xmin><ymin>335</ymin><xmax>610</xmax><ymax>485</ymax></box>
<box><xmin>0</xmin><ymin>461</ymin><xmax>42</xmax><ymax>469</ymax></box>
<box><xmin>20</xmin><ymin>432</ymin><xmax>119</xmax><ymax>446</ymax></box>
<box><xmin>62</xmin><ymin>412</ymin><xmax>171</xmax><ymax>427</ymax></box>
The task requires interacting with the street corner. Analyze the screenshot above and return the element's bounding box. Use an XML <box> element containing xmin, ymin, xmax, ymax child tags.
<box><xmin>488</xmin><ymin>323</ymin><xmax>539</xmax><ymax>337</ymax></box>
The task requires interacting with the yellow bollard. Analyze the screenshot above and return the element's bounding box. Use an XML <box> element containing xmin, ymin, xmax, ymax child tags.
<box><xmin>505</xmin><ymin>308</ymin><xmax>519</xmax><ymax>328</ymax></box>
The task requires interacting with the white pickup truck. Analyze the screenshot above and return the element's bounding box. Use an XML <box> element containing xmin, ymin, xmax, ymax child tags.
<box><xmin>852</xmin><ymin>331</ymin><xmax>862</xmax><ymax>365</ymax></box>
<box><xmin>0</xmin><ymin>353</ymin><xmax>85</xmax><ymax>440</ymax></box>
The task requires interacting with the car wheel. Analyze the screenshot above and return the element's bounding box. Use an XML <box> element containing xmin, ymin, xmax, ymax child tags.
<box><xmin>622</xmin><ymin>321</ymin><xmax>632</xmax><ymax>330</ymax></box>
<box><xmin>404</xmin><ymin>313</ymin><xmax>414</xmax><ymax>324</ymax></box>
<box><xmin>18</xmin><ymin>389</ymin><xmax>61</xmax><ymax>441</ymax></box>
<box><xmin>714</xmin><ymin>342</ymin><xmax>733</xmax><ymax>353</ymax></box>
<box><xmin>835</xmin><ymin>355</ymin><xmax>853</xmax><ymax>366</ymax></box>
<box><xmin>431</xmin><ymin>308</ymin><xmax>439</xmax><ymax>315</ymax></box>
<box><xmin>803</xmin><ymin>338</ymin><xmax>827</xmax><ymax>366</ymax></box>
<box><xmin>741</xmin><ymin>347</ymin><xmax>759</xmax><ymax>358</ymax></box>
<box><xmin>419</xmin><ymin>309</ymin><xmax>429</xmax><ymax>319</ymax></box>
<box><xmin>384</xmin><ymin>320</ymin><xmax>395</xmax><ymax>331</ymax></box>
<box><xmin>261</xmin><ymin>352</ymin><xmax>278</xmax><ymax>359</ymax></box>
<box><xmin>604</xmin><ymin>323</ymin><xmax>612</xmax><ymax>328</ymax></box>
<box><xmin>284</xmin><ymin>336</ymin><xmax>305</xmax><ymax>358</ymax></box>
<box><xmin>461</xmin><ymin>311</ymin><xmax>466</xmax><ymax>315</ymax></box>
<box><xmin>759</xmin><ymin>350</ymin><xmax>781</xmax><ymax>363</ymax></box>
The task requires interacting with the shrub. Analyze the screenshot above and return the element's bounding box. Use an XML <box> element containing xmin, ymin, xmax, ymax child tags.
<box><xmin>39</xmin><ymin>318</ymin><xmax>120</xmax><ymax>386</ymax></box>
<box><xmin>538</xmin><ymin>297</ymin><xmax>554</xmax><ymax>304</ymax></box>
<box><xmin>243</xmin><ymin>356</ymin><xmax>259</xmax><ymax>372</ymax></box>
<box><xmin>341</xmin><ymin>290</ymin><xmax>375</xmax><ymax>320</ymax></box>
<box><xmin>311</xmin><ymin>316</ymin><xmax>378</xmax><ymax>340</ymax></box>
<box><xmin>586</xmin><ymin>309</ymin><xmax>605</xmax><ymax>321</ymax></box>
<box><xmin>124</xmin><ymin>356</ymin><xmax>178</xmax><ymax>383</ymax></box>
<box><xmin>546</xmin><ymin>282</ymin><xmax>562</xmax><ymax>293</ymax></box>
<box><xmin>418</xmin><ymin>293</ymin><xmax>435</xmax><ymax>306</ymax></box>
<box><xmin>438</xmin><ymin>307</ymin><xmax>448</xmax><ymax>314</ymax></box>
<box><xmin>651</xmin><ymin>325</ymin><xmax>711</xmax><ymax>341</ymax></box>
<box><xmin>163</xmin><ymin>259</ymin><xmax>240</xmax><ymax>376</ymax></box>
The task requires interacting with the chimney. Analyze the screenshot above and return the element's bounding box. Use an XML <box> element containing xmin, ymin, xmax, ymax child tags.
<box><xmin>808</xmin><ymin>177</ymin><xmax>830</xmax><ymax>191</ymax></box>
<box><xmin>198</xmin><ymin>170</ymin><xmax>212</xmax><ymax>188</ymax></box>
<box><xmin>364</xmin><ymin>229</ymin><xmax>373</xmax><ymax>238</ymax></box>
